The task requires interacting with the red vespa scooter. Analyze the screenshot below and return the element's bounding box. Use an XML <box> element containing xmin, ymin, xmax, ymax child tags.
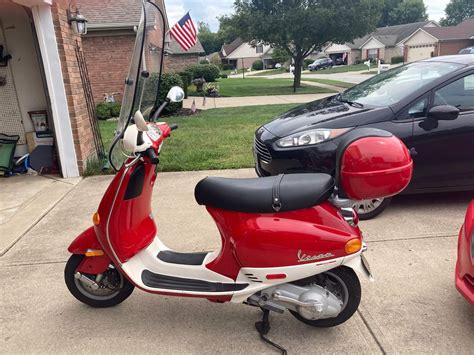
<box><xmin>64</xmin><ymin>1</ymin><xmax>413</xmax><ymax>351</ymax></box>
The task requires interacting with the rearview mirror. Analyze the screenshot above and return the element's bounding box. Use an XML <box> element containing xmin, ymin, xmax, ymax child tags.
<box><xmin>427</xmin><ymin>105</ymin><xmax>459</xmax><ymax>121</ymax></box>
<box><xmin>167</xmin><ymin>86</ymin><xmax>185</xmax><ymax>103</ymax></box>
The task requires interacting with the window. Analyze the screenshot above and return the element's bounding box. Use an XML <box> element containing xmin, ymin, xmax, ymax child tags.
<box><xmin>256</xmin><ymin>44</ymin><xmax>263</xmax><ymax>54</ymax></box>
<box><xmin>341</xmin><ymin>61</ymin><xmax>464</xmax><ymax>107</ymax></box>
<box><xmin>433</xmin><ymin>74</ymin><xmax>474</xmax><ymax>111</ymax></box>
<box><xmin>397</xmin><ymin>97</ymin><xmax>428</xmax><ymax>120</ymax></box>
<box><xmin>367</xmin><ymin>49</ymin><xmax>378</xmax><ymax>60</ymax></box>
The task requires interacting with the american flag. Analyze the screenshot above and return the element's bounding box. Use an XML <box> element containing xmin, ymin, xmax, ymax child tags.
<box><xmin>170</xmin><ymin>13</ymin><xmax>197</xmax><ymax>51</ymax></box>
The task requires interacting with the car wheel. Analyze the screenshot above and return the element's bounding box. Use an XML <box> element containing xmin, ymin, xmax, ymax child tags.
<box><xmin>353</xmin><ymin>197</ymin><xmax>392</xmax><ymax>220</ymax></box>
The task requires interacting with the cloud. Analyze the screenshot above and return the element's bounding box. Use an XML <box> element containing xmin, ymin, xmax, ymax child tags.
<box><xmin>425</xmin><ymin>0</ymin><xmax>449</xmax><ymax>22</ymax></box>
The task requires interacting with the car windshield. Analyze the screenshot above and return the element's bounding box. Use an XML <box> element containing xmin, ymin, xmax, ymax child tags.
<box><xmin>459</xmin><ymin>48</ymin><xmax>474</xmax><ymax>54</ymax></box>
<box><xmin>340</xmin><ymin>61</ymin><xmax>464</xmax><ymax>107</ymax></box>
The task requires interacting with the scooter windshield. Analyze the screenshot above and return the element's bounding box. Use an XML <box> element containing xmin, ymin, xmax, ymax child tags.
<box><xmin>111</xmin><ymin>0</ymin><xmax>166</xmax><ymax>168</ymax></box>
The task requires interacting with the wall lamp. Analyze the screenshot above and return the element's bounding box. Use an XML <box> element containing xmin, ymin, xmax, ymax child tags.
<box><xmin>67</xmin><ymin>2</ymin><xmax>88</xmax><ymax>35</ymax></box>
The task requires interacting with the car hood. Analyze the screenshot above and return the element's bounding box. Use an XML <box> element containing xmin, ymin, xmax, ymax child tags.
<box><xmin>263</xmin><ymin>96</ymin><xmax>393</xmax><ymax>137</ymax></box>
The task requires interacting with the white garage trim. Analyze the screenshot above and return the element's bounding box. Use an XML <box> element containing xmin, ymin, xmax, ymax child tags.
<box><xmin>31</xmin><ymin>5</ymin><xmax>79</xmax><ymax>178</ymax></box>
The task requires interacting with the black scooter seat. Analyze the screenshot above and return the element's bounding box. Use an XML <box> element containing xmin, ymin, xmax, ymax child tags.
<box><xmin>195</xmin><ymin>173</ymin><xmax>334</xmax><ymax>213</ymax></box>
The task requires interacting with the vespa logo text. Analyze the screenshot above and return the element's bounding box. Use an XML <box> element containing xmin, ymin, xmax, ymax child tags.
<box><xmin>297</xmin><ymin>250</ymin><xmax>335</xmax><ymax>263</ymax></box>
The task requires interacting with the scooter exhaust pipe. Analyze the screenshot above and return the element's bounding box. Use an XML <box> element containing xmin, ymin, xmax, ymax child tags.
<box><xmin>74</xmin><ymin>272</ymin><xmax>100</xmax><ymax>291</ymax></box>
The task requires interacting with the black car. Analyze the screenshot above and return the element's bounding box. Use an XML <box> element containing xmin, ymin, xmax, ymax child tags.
<box><xmin>308</xmin><ymin>58</ymin><xmax>334</xmax><ymax>71</ymax></box>
<box><xmin>254</xmin><ymin>55</ymin><xmax>474</xmax><ymax>219</ymax></box>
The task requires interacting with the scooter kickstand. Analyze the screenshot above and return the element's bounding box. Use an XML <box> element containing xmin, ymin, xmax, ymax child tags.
<box><xmin>255</xmin><ymin>309</ymin><xmax>288</xmax><ymax>355</ymax></box>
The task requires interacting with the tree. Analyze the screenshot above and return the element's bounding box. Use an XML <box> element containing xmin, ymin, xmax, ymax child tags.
<box><xmin>198</xmin><ymin>22</ymin><xmax>223</xmax><ymax>54</ymax></box>
<box><xmin>233</xmin><ymin>0</ymin><xmax>383</xmax><ymax>89</ymax></box>
<box><xmin>440</xmin><ymin>0</ymin><xmax>474</xmax><ymax>26</ymax></box>
<box><xmin>378</xmin><ymin>0</ymin><xmax>402</xmax><ymax>27</ymax></box>
<box><xmin>217</xmin><ymin>15</ymin><xmax>241</xmax><ymax>44</ymax></box>
<box><xmin>387</xmin><ymin>0</ymin><xmax>428</xmax><ymax>26</ymax></box>
<box><xmin>272</xmin><ymin>47</ymin><xmax>291</xmax><ymax>65</ymax></box>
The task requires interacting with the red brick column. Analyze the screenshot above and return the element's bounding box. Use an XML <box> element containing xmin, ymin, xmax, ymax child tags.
<box><xmin>51</xmin><ymin>0</ymin><xmax>95</xmax><ymax>173</ymax></box>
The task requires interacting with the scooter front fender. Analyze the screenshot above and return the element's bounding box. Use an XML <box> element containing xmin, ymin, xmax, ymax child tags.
<box><xmin>68</xmin><ymin>226</ymin><xmax>112</xmax><ymax>274</ymax></box>
<box><xmin>68</xmin><ymin>226</ymin><xmax>101</xmax><ymax>254</ymax></box>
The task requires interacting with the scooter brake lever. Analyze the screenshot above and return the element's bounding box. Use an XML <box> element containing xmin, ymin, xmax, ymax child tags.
<box><xmin>125</xmin><ymin>153</ymin><xmax>142</xmax><ymax>168</ymax></box>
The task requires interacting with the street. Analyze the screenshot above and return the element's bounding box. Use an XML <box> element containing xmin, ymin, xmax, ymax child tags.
<box><xmin>1</xmin><ymin>170</ymin><xmax>473</xmax><ymax>354</ymax></box>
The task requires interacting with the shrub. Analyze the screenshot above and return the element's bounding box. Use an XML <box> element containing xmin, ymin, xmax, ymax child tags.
<box><xmin>96</xmin><ymin>102</ymin><xmax>111</xmax><ymax>120</ymax></box>
<box><xmin>220</xmin><ymin>73</ymin><xmax>228</xmax><ymax>79</ymax></box>
<box><xmin>252</xmin><ymin>60</ymin><xmax>263</xmax><ymax>70</ymax></box>
<box><xmin>391</xmin><ymin>56</ymin><xmax>404</xmax><ymax>64</ymax></box>
<box><xmin>109</xmin><ymin>102</ymin><xmax>121</xmax><ymax>117</ymax></box>
<box><xmin>200</xmin><ymin>59</ymin><xmax>209</xmax><ymax>64</ymax></box>
<box><xmin>95</xmin><ymin>102</ymin><xmax>121</xmax><ymax>120</ymax></box>
<box><xmin>185</xmin><ymin>64</ymin><xmax>220</xmax><ymax>82</ymax></box>
<box><xmin>205</xmin><ymin>82</ymin><xmax>220</xmax><ymax>97</ymax></box>
<box><xmin>177</xmin><ymin>71</ymin><xmax>191</xmax><ymax>98</ymax></box>
<box><xmin>141</xmin><ymin>72</ymin><xmax>184</xmax><ymax>116</ymax></box>
<box><xmin>222</xmin><ymin>63</ymin><xmax>234</xmax><ymax>71</ymax></box>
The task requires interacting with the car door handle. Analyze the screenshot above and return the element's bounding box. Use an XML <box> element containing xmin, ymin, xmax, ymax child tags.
<box><xmin>409</xmin><ymin>147</ymin><xmax>418</xmax><ymax>157</ymax></box>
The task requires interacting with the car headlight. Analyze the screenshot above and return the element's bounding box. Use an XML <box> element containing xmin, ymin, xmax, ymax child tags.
<box><xmin>276</xmin><ymin>128</ymin><xmax>352</xmax><ymax>148</ymax></box>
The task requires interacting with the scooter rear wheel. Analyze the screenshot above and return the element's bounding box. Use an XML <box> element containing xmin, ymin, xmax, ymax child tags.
<box><xmin>289</xmin><ymin>266</ymin><xmax>361</xmax><ymax>327</ymax></box>
<box><xmin>64</xmin><ymin>254</ymin><xmax>134</xmax><ymax>308</ymax></box>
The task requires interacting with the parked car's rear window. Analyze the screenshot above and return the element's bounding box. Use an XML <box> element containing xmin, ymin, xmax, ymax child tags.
<box><xmin>341</xmin><ymin>62</ymin><xmax>464</xmax><ymax>107</ymax></box>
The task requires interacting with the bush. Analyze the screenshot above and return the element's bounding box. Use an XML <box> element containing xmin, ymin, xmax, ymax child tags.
<box><xmin>95</xmin><ymin>102</ymin><xmax>121</xmax><ymax>120</ymax></box>
<box><xmin>220</xmin><ymin>73</ymin><xmax>228</xmax><ymax>79</ymax></box>
<box><xmin>141</xmin><ymin>72</ymin><xmax>184</xmax><ymax>116</ymax></box>
<box><xmin>185</xmin><ymin>64</ymin><xmax>220</xmax><ymax>82</ymax></box>
<box><xmin>304</xmin><ymin>58</ymin><xmax>313</xmax><ymax>69</ymax></box>
<box><xmin>391</xmin><ymin>56</ymin><xmax>404</xmax><ymax>64</ymax></box>
<box><xmin>252</xmin><ymin>60</ymin><xmax>263</xmax><ymax>71</ymax></box>
<box><xmin>109</xmin><ymin>102</ymin><xmax>121</xmax><ymax>117</ymax></box>
<box><xmin>96</xmin><ymin>102</ymin><xmax>111</xmax><ymax>120</ymax></box>
<box><xmin>205</xmin><ymin>82</ymin><xmax>220</xmax><ymax>97</ymax></box>
<box><xmin>200</xmin><ymin>59</ymin><xmax>209</xmax><ymax>65</ymax></box>
<box><xmin>177</xmin><ymin>71</ymin><xmax>191</xmax><ymax>98</ymax></box>
<box><xmin>222</xmin><ymin>63</ymin><xmax>234</xmax><ymax>71</ymax></box>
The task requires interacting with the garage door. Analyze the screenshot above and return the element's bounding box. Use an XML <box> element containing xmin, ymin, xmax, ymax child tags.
<box><xmin>407</xmin><ymin>44</ymin><xmax>436</xmax><ymax>63</ymax></box>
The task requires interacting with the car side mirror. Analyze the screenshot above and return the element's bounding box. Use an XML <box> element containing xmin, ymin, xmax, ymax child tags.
<box><xmin>427</xmin><ymin>105</ymin><xmax>459</xmax><ymax>121</ymax></box>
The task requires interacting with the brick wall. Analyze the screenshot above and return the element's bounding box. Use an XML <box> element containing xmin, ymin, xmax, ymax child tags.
<box><xmin>82</xmin><ymin>35</ymin><xmax>135</xmax><ymax>103</ymax></box>
<box><xmin>165</xmin><ymin>53</ymin><xmax>199</xmax><ymax>73</ymax></box>
<box><xmin>51</xmin><ymin>1</ymin><xmax>96</xmax><ymax>173</ymax></box>
<box><xmin>439</xmin><ymin>39</ymin><xmax>474</xmax><ymax>56</ymax></box>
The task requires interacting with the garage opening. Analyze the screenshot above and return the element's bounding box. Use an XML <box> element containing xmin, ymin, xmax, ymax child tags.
<box><xmin>0</xmin><ymin>2</ymin><xmax>58</xmax><ymax>175</ymax></box>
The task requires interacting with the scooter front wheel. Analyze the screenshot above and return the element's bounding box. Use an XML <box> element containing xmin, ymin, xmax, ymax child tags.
<box><xmin>290</xmin><ymin>266</ymin><xmax>361</xmax><ymax>327</ymax></box>
<box><xmin>64</xmin><ymin>254</ymin><xmax>134</xmax><ymax>308</ymax></box>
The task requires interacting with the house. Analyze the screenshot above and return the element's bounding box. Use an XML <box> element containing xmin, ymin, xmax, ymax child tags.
<box><xmin>0</xmin><ymin>0</ymin><xmax>101</xmax><ymax>177</ymax></box>
<box><xmin>79</xmin><ymin>0</ymin><xmax>204</xmax><ymax>103</ymax></box>
<box><xmin>164</xmin><ymin>37</ymin><xmax>204</xmax><ymax>72</ymax></box>
<box><xmin>324</xmin><ymin>21</ymin><xmax>439</xmax><ymax>65</ymax></box>
<box><xmin>220</xmin><ymin>38</ymin><xmax>274</xmax><ymax>69</ymax></box>
<box><xmin>401</xmin><ymin>18</ymin><xmax>474</xmax><ymax>62</ymax></box>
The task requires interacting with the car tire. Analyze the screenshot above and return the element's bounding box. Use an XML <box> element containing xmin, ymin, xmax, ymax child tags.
<box><xmin>353</xmin><ymin>197</ymin><xmax>392</xmax><ymax>220</ymax></box>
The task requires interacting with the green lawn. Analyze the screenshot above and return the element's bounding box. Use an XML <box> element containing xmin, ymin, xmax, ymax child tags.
<box><xmin>250</xmin><ymin>68</ymin><xmax>287</xmax><ymax>77</ymax></box>
<box><xmin>188</xmin><ymin>78</ymin><xmax>335</xmax><ymax>97</ymax></box>
<box><xmin>305</xmin><ymin>64</ymin><xmax>370</xmax><ymax>74</ymax></box>
<box><xmin>301</xmin><ymin>78</ymin><xmax>355</xmax><ymax>88</ymax></box>
<box><xmin>97</xmin><ymin>104</ymin><xmax>297</xmax><ymax>173</ymax></box>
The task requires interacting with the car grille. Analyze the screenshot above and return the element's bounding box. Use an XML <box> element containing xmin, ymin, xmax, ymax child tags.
<box><xmin>254</xmin><ymin>137</ymin><xmax>272</xmax><ymax>163</ymax></box>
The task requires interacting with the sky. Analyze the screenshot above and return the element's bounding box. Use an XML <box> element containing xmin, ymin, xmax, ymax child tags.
<box><xmin>164</xmin><ymin>0</ymin><xmax>452</xmax><ymax>32</ymax></box>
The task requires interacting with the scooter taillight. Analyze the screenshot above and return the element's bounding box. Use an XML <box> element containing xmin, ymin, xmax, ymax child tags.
<box><xmin>341</xmin><ymin>207</ymin><xmax>358</xmax><ymax>227</ymax></box>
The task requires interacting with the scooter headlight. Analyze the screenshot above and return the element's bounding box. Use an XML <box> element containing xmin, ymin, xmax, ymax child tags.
<box><xmin>276</xmin><ymin>128</ymin><xmax>351</xmax><ymax>148</ymax></box>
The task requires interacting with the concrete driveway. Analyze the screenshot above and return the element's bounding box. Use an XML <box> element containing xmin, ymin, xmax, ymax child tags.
<box><xmin>1</xmin><ymin>169</ymin><xmax>473</xmax><ymax>354</ymax></box>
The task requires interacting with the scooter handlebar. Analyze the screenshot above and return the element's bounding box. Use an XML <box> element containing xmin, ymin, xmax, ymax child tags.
<box><xmin>144</xmin><ymin>148</ymin><xmax>159</xmax><ymax>164</ymax></box>
<box><xmin>169</xmin><ymin>124</ymin><xmax>178</xmax><ymax>131</ymax></box>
